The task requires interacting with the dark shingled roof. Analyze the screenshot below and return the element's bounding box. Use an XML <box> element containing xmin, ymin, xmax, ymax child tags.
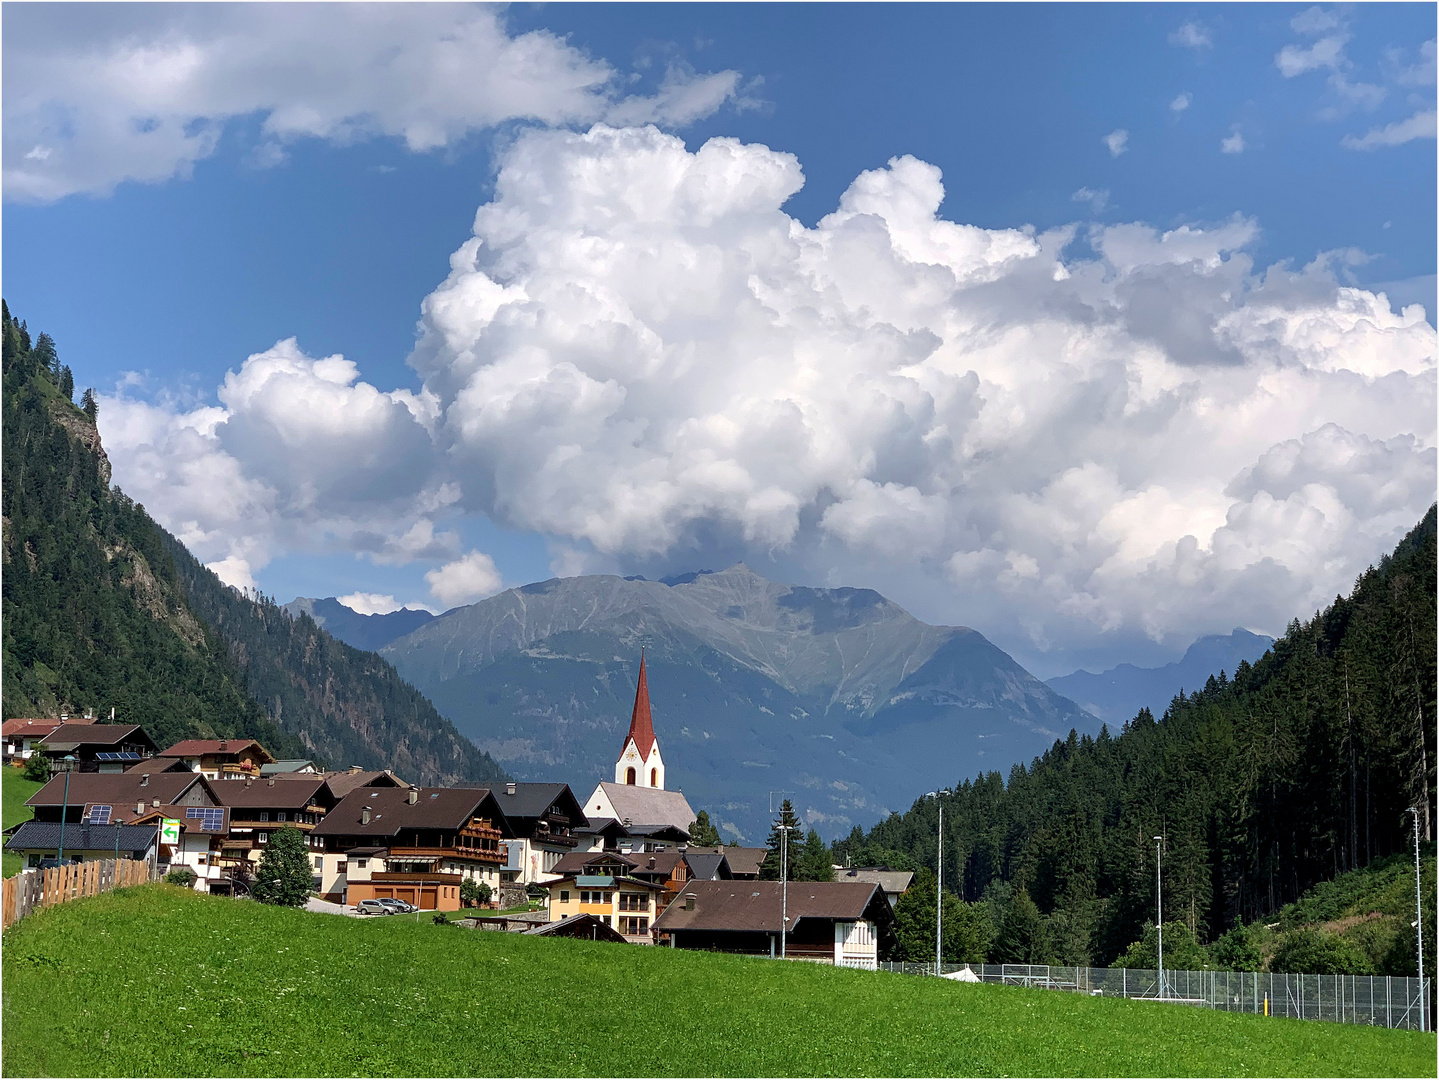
<box><xmin>4</xmin><ymin>821</ymin><xmax>158</xmax><ymax>855</ymax></box>
<box><xmin>212</xmin><ymin>777</ymin><xmax>328</xmax><ymax>809</ymax></box>
<box><xmin>714</xmin><ymin>846</ymin><xmax>766</xmax><ymax>877</ymax></box>
<box><xmin>320</xmin><ymin>770</ymin><xmax>411</xmax><ymax>798</ymax></box>
<box><xmin>40</xmin><ymin>723</ymin><xmax>152</xmax><ymax>749</ymax></box>
<box><xmin>158</xmin><ymin>739</ymin><xmax>276</xmax><ymax>764</ymax></box>
<box><xmin>652</xmin><ymin>880</ymin><xmax>892</xmax><ymax>935</ymax></box>
<box><xmin>455</xmin><ymin>782</ymin><xmax>588</xmax><ymax>830</ymax></box>
<box><xmin>311</xmin><ymin>787</ymin><xmax>506</xmax><ymax>839</ymax></box>
<box><xmin>525</xmin><ymin>913</ymin><xmax>629</xmax><ymax>943</ymax></box>
<box><xmin>27</xmin><ymin>771</ymin><xmax>209</xmax><ymax>822</ymax></box>
<box><xmin>683</xmin><ymin>852</ymin><xmax>727</xmax><ymax>881</ymax></box>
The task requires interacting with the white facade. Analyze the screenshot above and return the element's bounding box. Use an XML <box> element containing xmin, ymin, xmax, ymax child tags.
<box><xmin>614</xmin><ymin>736</ymin><xmax>665</xmax><ymax>790</ymax></box>
<box><xmin>834</xmin><ymin>920</ymin><xmax>879</xmax><ymax>970</ymax></box>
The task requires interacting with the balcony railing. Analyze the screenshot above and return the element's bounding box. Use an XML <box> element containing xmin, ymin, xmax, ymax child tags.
<box><xmin>389</xmin><ymin>845</ymin><xmax>503</xmax><ymax>865</ymax></box>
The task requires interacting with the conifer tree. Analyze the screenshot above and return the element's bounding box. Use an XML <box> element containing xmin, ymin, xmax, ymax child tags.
<box><xmin>760</xmin><ymin>799</ymin><xmax>803</xmax><ymax>880</ymax></box>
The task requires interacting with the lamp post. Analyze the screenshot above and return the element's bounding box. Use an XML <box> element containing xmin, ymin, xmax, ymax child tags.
<box><xmin>926</xmin><ymin>790</ymin><xmax>944</xmax><ymax>976</ymax></box>
<box><xmin>1154</xmin><ymin>834</ymin><xmax>1164</xmax><ymax>1000</ymax></box>
<box><xmin>778</xmin><ymin>821</ymin><xmax>794</xmax><ymax>960</ymax></box>
<box><xmin>1410</xmin><ymin>807</ymin><xmax>1426</xmax><ymax>1033</ymax></box>
<box><xmin>56</xmin><ymin>755</ymin><xmax>77</xmax><ymax>865</ymax></box>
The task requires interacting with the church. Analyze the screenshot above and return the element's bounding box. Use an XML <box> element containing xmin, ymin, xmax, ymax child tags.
<box><xmin>582</xmin><ymin>654</ymin><xmax>696</xmax><ymax>837</ymax></box>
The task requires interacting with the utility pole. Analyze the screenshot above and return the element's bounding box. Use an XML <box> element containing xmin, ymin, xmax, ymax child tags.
<box><xmin>936</xmin><ymin>798</ymin><xmax>943</xmax><ymax>977</ymax></box>
<box><xmin>1154</xmin><ymin>834</ymin><xmax>1164</xmax><ymax>1000</ymax></box>
<box><xmin>56</xmin><ymin>756</ymin><xmax>77</xmax><ymax>865</ymax></box>
<box><xmin>779</xmin><ymin>820</ymin><xmax>793</xmax><ymax>960</ymax></box>
<box><xmin>1411</xmin><ymin>807</ymin><xmax>1426</xmax><ymax>1033</ymax></box>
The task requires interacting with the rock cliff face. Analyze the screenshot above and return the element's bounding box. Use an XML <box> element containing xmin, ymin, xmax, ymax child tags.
<box><xmin>382</xmin><ymin>565</ymin><xmax>1091</xmax><ymax>840</ymax></box>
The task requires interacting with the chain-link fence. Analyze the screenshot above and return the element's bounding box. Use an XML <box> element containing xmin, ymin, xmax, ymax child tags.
<box><xmin>876</xmin><ymin>961</ymin><xmax>1428</xmax><ymax>1030</ymax></box>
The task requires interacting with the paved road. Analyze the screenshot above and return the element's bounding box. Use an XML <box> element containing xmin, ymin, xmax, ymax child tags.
<box><xmin>305</xmin><ymin>896</ymin><xmax>364</xmax><ymax>917</ymax></box>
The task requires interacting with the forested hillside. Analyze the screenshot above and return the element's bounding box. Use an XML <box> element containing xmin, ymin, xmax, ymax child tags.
<box><xmin>837</xmin><ymin>508</ymin><xmax>1437</xmax><ymax>969</ymax></box>
<box><xmin>0</xmin><ymin>302</ymin><xmax>505</xmax><ymax>786</ymax></box>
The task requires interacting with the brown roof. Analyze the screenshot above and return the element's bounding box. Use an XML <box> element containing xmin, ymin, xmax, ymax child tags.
<box><xmin>40</xmin><ymin>723</ymin><xmax>148</xmax><ymax>748</ymax></box>
<box><xmin>2</xmin><ymin>718</ymin><xmax>66</xmax><ymax>737</ymax></box>
<box><xmin>652</xmin><ymin>880</ymin><xmax>890</xmax><ymax>934</ymax></box>
<box><xmin>310</xmin><ymin>786</ymin><xmax>504</xmax><ymax>839</ymax></box>
<box><xmin>26</xmin><ymin>771</ymin><xmax>211</xmax><ymax>823</ymax></box>
<box><xmin>320</xmin><ymin>769</ymin><xmax>411</xmax><ymax>798</ymax></box>
<box><xmin>550</xmin><ymin>850</ymin><xmax>641</xmax><ymax>877</ymax></box>
<box><xmin>714</xmin><ymin>846</ymin><xmax>766</xmax><ymax>877</ymax></box>
<box><xmin>212</xmin><ymin>776</ymin><xmax>328</xmax><ymax>809</ymax></box>
<box><xmin>158</xmin><ymin>739</ymin><xmax>276</xmax><ymax>764</ymax></box>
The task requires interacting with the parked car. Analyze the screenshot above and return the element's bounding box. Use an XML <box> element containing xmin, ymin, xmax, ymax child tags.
<box><xmin>355</xmin><ymin>898</ymin><xmax>390</xmax><ymax>915</ymax></box>
<box><xmin>377</xmin><ymin>898</ymin><xmax>415</xmax><ymax>914</ymax></box>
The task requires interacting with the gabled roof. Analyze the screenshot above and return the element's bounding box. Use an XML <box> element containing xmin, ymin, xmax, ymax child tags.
<box><xmin>591</xmin><ymin>783</ymin><xmax>694</xmax><ymax>834</ymax></box>
<box><xmin>26</xmin><ymin>771</ymin><xmax>213</xmax><ymax>822</ymax></box>
<box><xmin>549</xmin><ymin>872</ymin><xmax>665</xmax><ymax>891</ymax></box>
<box><xmin>525</xmin><ymin>913</ymin><xmax>629</xmax><ymax>943</ymax></box>
<box><xmin>261</xmin><ymin>760</ymin><xmax>317</xmax><ymax>775</ymax></box>
<box><xmin>652</xmin><ymin>880</ymin><xmax>895</xmax><ymax>936</ymax></box>
<box><xmin>2</xmin><ymin>718</ymin><xmax>66</xmax><ymax>738</ymax></box>
<box><xmin>320</xmin><ymin>769</ymin><xmax>411</xmax><ymax>798</ymax></box>
<box><xmin>458</xmin><ymin>782</ymin><xmax>587</xmax><ymax>830</ymax></box>
<box><xmin>158</xmin><ymin>739</ymin><xmax>276</xmax><ymax>764</ymax></box>
<box><xmin>4</xmin><ymin>821</ymin><xmax>158</xmax><ymax>854</ymax></box>
<box><xmin>550</xmin><ymin>850</ymin><xmax>640</xmax><ymax>878</ymax></box>
<box><xmin>624</xmin><ymin>654</ymin><xmax>657</xmax><ymax>759</ymax></box>
<box><xmin>212</xmin><ymin>776</ymin><xmax>328</xmax><ymax>809</ymax></box>
<box><xmin>310</xmin><ymin>786</ymin><xmax>506</xmax><ymax>839</ymax></box>
<box><xmin>836</xmin><ymin>867</ymin><xmax>914</xmax><ymax>895</ymax></box>
<box><xmin>683</xmin><ymin>852</ymin><xmax>728</xmax><ymax>881</ymax></box>
<box><xmin>713</xmin><ymin>846</ymin><xmax>766</xmax><ymax>877</ymax></box>
<box><xmin>40</xmin><ymin>724</ymin><xmax>154</xmax><ymax>750</ymax></box>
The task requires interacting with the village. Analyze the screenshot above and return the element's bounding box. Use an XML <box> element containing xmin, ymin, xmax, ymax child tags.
<box><xmin>3</xmin><ymin>657</ymin><xmax>906</xmax><ymax>968</ymax></box>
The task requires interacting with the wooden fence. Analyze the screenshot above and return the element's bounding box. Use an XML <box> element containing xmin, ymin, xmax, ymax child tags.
<box><xmin>2</xmin><ymin>859</ymin><xmax>153</xmax><ymax>931</ymax></box>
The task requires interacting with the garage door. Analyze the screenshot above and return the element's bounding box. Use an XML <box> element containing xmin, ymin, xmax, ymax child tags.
<box><xmin>419</xmin><ymin>888</ymin><xmax>437</xmax><ymax>910</ymax></box>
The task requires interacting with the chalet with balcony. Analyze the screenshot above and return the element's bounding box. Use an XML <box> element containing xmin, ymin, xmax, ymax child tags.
<box><xmin>309</xmin><ymin>786</ymin><xmax>508</xmax><ymax>909</ymax></box>
<box><xmin>38</xmin><ymin>724</ymin><xmax>158</xmax><ymax>773</ymax></box>
<box><xmin>550</xmin><ymin>846</ymin><xmax>724</xmax><ymax>916</ymax></box>
<box><xmin>157</xmin><ymin>739</ymin><xmax>276</xmax><ymax>780</ymax></box>
<box><xmin>462</xmin><ymin>781</ymin><xmax>587</xmax><ymax>885</ymax></box>
<box><xmin>212</xmin><ymin>775</ymin><xmax>335</xmax><ymax>879</ymax></box>
<box><xmin>546</xmin><ymin>872</ymin><xmax>666</xmax><ymax>943</ymax></box>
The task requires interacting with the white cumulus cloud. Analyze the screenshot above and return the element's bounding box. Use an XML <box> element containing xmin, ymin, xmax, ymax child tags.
<box><xmin>1342</xmin><ymin>109</ymin><xmax>1437</xmax><ymax>150</ymax></box>
<box><xmin>1221</xmin><ymin>128</ymin><xmax>1246</xmax><ymax>154</ymax></box>
<box><xmin>1170</xmin><ymin>93</ymin><xmax>1192</xmax><ymax>114</ymax></box>
<box><xmin>337</xmin><ymin>592</ymin><xmax>402</xmax><ymax>616</ymax></box>
<box><xmin>102</xmin><ymin>125</ymin><xmax>1438</xmax><ymax>663</ymax></box>
<box><xmin>1169</xmin><ymin>22</ymin><xmax>1212</xmax><ymax>50</ymax></box>
<box><xmin>425</xmin><ymin>550</ymin><xmax>503</xmax><ymax>608</ymax></box>
<box><xmin>1103</xmin><ymin>129</ymin><xmax>1129</xmax><ymax>156</ymax></box>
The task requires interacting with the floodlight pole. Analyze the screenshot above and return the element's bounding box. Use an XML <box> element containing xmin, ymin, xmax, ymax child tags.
<box><xmin>779</xmin><ymin>821</ymin><xmax>793</xmax><ymax>960</ymax></box>
<box><xmin>936</xmin><ymin>797</ymin><xmax>943</xmax><ymax>977</ymax></box>
<box><xmin>1154</xmin><ymin>834</ymin><xmax>1164</xmax><ymax>1000</ymax></box>
<box><xmin>56</xmin><ymin>755</ymin><xmax>77</xmax><ymax>865</ymax></box>
<box><xmin>1411</xmin><ymin>807</ymin><xmax>1426</xmax><ymax>1033</ymax></box>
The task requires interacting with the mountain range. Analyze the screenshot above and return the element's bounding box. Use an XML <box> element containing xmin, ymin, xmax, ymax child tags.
<box><xmin>368</xmin><ymin>566</ymin><xmax>1095</xmax><ymax>841</ymax></box>
<box><xmin>283</xmin><ymin>596</ymin><xmax>437</xmax><ymax>653</ymax></box>
<box><xmin>1045</xmin><ymin>628</ymin><xmax>1275</xmax><ymax>727</ymax></box>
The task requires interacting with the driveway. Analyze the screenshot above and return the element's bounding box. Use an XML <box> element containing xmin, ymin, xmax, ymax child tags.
<box><xmin>305</xmin><ymin>895</ymin><xmax>364</xmax><ymax>918</ymax></box>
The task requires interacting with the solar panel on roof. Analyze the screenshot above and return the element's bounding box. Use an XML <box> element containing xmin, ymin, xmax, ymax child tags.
<box><xmin>95</xmin><ymin>752</ymin><xmax>142</xmax><ymax>761</ymax></box>
<box><xmin>87</xmin><ymin>805</ymin><xmax>112</xmax><ymax>824</ymax></box>
<box><xmin>185</xmin><ymin>807</ymin><xmax>224</xmax><ymax>831</ymax></box>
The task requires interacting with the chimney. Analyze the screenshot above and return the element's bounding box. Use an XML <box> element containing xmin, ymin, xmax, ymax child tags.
<box><xmin>245</xmin><ymin>776</ymin><xmax>252</xmax><ymax>788</ymax></box>
<box><xmin>683</xmin><ymin>894</ymin><xmax>696</xmax><ymax>911</ymax></box>
<box><xmin>140</xmin><ymin>774</ymin><xmax>149</xmax><ymax>787</ymax></box>
<box><xmin>349</xmin><ymin>764</ymin><xmax>362</xmax><ymax>774</ymax></box>
<box><xmin>135</xmin><ymin>802</ymin><xmax>144</xmax><ymax>815</ymax></box>
<box><xmin>361</xmin><ymin>807</ymin><xmax>371</xmax><ymax>825</ymax></box>
<box><xmin>647</xmin><ymin>857</ymin><xmax>656</xmax><ymax>869</ymax></box>
<box><xmin>219</xmin><ymin>740</ymin><xmax>227</xmax><ymax>751</ymax></box>
<box><xmin>408</xmin><ymin>789</ymin><xmax>418</xmax><ymax>805</ymax></box>
<box><xmin>506</xmin><ymin>782</ymin><xmax>516</xmax><ymax>796</ymax></box>
<box><xmin>152</xmin><ymin>797</ymin><xmax>160</xmax><ymax>808</ymax></box>
<box><xmin>267</xmin><ymin>776</ymin><xmax>275</xmax><ymax>787</ymax></box>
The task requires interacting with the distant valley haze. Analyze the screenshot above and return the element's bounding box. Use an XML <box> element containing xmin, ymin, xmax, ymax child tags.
<box><xmin>287</xmin><ymin>567</ymin><xmax>1279</xmax><ymax>841</ymax></box>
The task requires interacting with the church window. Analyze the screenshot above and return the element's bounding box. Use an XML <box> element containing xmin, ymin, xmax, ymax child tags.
<box><xmin>625</xmin><ymin>767</ymin><xmax>636</xmax><ymax>785</ymax></box>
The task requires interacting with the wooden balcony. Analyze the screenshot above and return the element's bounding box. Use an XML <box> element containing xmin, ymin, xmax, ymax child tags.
<box><xmin>388</xmin><ymin>845</ymin><xmax>503</xmax><ymax>865</ymax></box>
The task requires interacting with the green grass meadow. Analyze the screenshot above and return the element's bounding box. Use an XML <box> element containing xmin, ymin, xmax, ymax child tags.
<box><xmin>2</xmin><ymin>886</ymin><xmax>1433</xmax><ymax>1078</ymax></box>
<box><xmin>1</xmin><ymin>768</ymin><xmax>42</xmax><ymax>879</ymax></box>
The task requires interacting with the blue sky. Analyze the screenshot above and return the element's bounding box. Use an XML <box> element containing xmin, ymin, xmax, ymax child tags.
<box><xmin>4</xmin><ymin>3</ymin><xmax>1435</xmax><ymax>675</ymax></box>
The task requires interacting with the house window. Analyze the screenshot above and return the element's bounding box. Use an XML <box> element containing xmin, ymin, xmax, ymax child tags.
<box><xmin>313</xmin><ymin>857</ymin><xmax>323</xmax><ymax>870</ymax></box>
<box><xmin>338</xmin><ymin>861</ymin><xmax>347</xmax><ymax>873</ymax></box>
<box><xmin>559</xmin><ymin>890</ymin><xmax>570</xmax><ymax>903</ymax></box>
<box><xmin>197</xmin><ymin>854</ymin><xmax>207</xmax><ymax>865</ymax></box>
<box><xmin>277</xmin><ymin>812</ymin><xmax>287</xmax><ymax>822</ymax></box>
<box><xmin>258</xmin><ymin>833</ymin><xmax>268</xmax><ymax>844</ymax></box>
<box><xmin>259</xmin><ymin>812</ymin><xmax>269</xmax><ymax>822</ymax></box>
<box><xmin>603</xmin><ymin>891</ymin><xmax>612</xmax><ymax>904</ymax></box>
<box><xmin>355</xmin><ymin>858</ymin><xmax>367</xmax><ymax>869</ymax></box>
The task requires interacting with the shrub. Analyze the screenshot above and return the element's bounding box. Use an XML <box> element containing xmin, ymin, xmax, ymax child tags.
<box><xmin>1269</xmin><ymin>928</ymin><xmax>1372</xmax><ymax>975</ymax></box>
<box><xmin>164</xmin><ymin>866</ymin><xmax>196</xmax><ymax>887</ymax></box>
<box><xmin>22</xmin><ymin>755</ymin><xmax>50</xmax><ymax>782</ymax></box>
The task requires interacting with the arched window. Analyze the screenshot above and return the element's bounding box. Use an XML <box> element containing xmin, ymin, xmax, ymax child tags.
<box><xmin>650</xmin><ymin>768</ymin><xmax>657</xmax><ymax>787</ymax></box>
<box><xmin>625</xmin><ymin>767</ymin><xmax>636</xmax><ymax>785</ymax></box>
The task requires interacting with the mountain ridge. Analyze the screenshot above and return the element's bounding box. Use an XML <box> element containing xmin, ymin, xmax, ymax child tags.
<box><xmin>380</xmin><ymin>563</ymin><xmax>1092</xmax><ymax>840</ymax></box>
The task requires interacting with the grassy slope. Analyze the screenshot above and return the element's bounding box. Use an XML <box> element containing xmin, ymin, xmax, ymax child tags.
<box><xmin>2</xmin><ymin>888</ymin><xmax>1432</xmax><ymax>1078</ymax></box>
<box><xmin>1</xmin><ymin>769</ymin><xmax>41</xmax><ymax>878</ymax></box>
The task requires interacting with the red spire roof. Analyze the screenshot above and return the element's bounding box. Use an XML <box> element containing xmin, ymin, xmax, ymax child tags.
<box><xmin>626</xmin><ymin>653</ymin><xmax>657</xmax><ymax>759</ymax></box>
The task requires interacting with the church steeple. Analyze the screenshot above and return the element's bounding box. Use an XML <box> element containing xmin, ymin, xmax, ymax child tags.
<box><xmin>626</xmin><ymin>652</ymin><xmax>657</xmax><ymax>759</ymax></box>
<box><xmin>615</xmin><ymin>652</ymin><xmax>664</xmax><ymax>788</ymax></box>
